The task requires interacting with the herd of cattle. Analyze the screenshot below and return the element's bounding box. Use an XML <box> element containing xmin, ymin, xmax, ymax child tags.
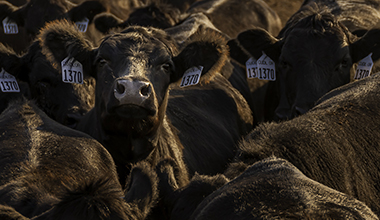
<box><xmin>1</xmin><ymin>0</ymin><xmax>380</xmax><ymax>219</ymax></box>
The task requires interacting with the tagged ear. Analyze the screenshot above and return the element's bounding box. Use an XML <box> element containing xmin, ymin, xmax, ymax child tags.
<box><xmin>93</xmin><ymin>12</ymin><xmax>124</xmax><ymax>34</ymax></box>
<box><xmin>66</xmin><ymin>1</ymin><xmax>106</xmax><ymax>22</ymax></box>
<box><xmin>172</xmin><ymin>28</ymin><xmax>229</xmax><ymax>83</ymax></box>
<box><xmin>350</xmin><ymin>28</ymin><xmax>380</xmax><ymax>63</ymax></box>
<box><xmin>0</xmin><ymin>1</ymin><xmax>24</xmax><ymax>26</ymax></box>
<box><xmin>38</xmin><ymin>19</ymin><xmax>97</xmax><ymax>78</ymax></box>
<box><xmin>237</xmin><ymin>27</ymin><xmax>281</xmax><ymax>63</ymax></box>
<box><xmin>125</xmin><ymin>161</ymin><xmax>159</xmax><ymax>217</ymax></box>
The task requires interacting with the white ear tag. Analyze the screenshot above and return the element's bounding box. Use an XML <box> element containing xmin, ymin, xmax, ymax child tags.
<box><xmin>0</xmin><ymin>68</ymin><xmax>20</xmax><ymax>92</ymax></box>
<box><xmin>61</xmin><ymin>57</ymin><xmax>84</xmax><ymax>84</ymax></box>
<box><xmin>246</xmin><ymin>57</ymin><xmax>258</xmax><ymax>79</ymax></box>
<box><xmin>180</xmin><ymin>66</ymin><xmax>203</xmax><ymax>87</ymax></box>
<box><xmin>75</xmin><ymin>17</ymin><xmax>89</xmax><ymax>32</ymax></box>
<box><xmin>354</xmin><ymin>53</ymin><xmax>373</xmax><ymax>80</ymax></box>
<box><xmin>257</xmin><ymin>51</ymin><xmax>276</xmax><ymax>81</ymax></box>
<box><xmin>2</xmin><ymin>17</ymin><xmax>19</xmax><ymax>34</ymax></box>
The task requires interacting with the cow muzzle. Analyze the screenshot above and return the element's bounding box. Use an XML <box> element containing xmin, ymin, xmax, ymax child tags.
<box><xmin>114</xmin><ymin>78</ymin><xmax>152</xmax><ymax>106</ymax></box>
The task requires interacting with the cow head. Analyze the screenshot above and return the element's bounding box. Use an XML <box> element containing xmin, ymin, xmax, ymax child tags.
<box><xmin>13</xmin><ymin>20</ymin><xmax>97</xmax><ymax>128</ymax></box>
<box><xmin>236</xmin><ymin>4</ymin><xmax>380</xmax><ymax>121</ymax></box>
<box><xmin>41</xmin><ymin>21</ymin><xmax>229</xmax><ymax>165</ymax></box>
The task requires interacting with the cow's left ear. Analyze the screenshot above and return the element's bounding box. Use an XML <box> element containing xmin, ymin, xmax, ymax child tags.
<box><xmin>350</xmin><ymin>28</ymin><xmax>380</xmax><ymax>63</ymax></box>
<box><xmin>172</xmin><ymin>28</ymin><xmax>229</xmax><ymax>83</ymax></box>
<box><xmin>66</xmin><ymin>1</ymin><xmax>106</xmax><ymax>23</ymax></box>
<box><xmin>0</xmin><ymin>1</ymin><xmax>25</xmax><ymax>27</ymax></box>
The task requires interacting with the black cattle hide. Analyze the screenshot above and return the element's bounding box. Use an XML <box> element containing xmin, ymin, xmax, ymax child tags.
<box><xmin>225</xmin><ymin>72</ymin><xmax>380</xmax><ymax>215</ymax></box>
<box><xmin>191</xmin><ymin>157</ymin><xmax>378</xmax><ymax>220</ymax></box>
<box><xmin>0</xmin><ymin>99</ymin><xmax>160</xmax><ymax>219</ymax></box>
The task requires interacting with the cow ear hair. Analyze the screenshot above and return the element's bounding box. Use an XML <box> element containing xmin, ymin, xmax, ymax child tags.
<box><xmin>124</xmin><ymin>161</ymin><xmax>159</xmax><ymax>217</ymax></box>
<box><xmin>38</xmin><ymin>19</ymin><xmax>96</xmax><ymax>78</ymax></box>
<box><xmin>93</xmin><ymin>12</ymin><xmax>124</xmax><ymax>34</ymax></box>
<box><xmin>350</xmin><ymin>28</ymin><xmax>380</xmax><ymax>63</ymax></box>
<box><xmin>0</xmin><ymin>1</ymin><xmax>24</xmax><ymax>26</ymax></box>
<box><xmin>236</xmin><ymin>27</ymin><xmax>282</xmax><ymax>63</ymax></box>
<box><xmin>66</xmin><ymin>1</ymin><xmax>106</xmax><ymax>23</ymax></box>
<box><xmin>172</xmin><ymin>27</ymin><xmax>229</xmax><ymax>83</ymax></box>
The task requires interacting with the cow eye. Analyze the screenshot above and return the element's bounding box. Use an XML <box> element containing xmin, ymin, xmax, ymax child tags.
<box><xmin>98</xmin><ymin>59</ymin><xmax>107</xmax><ymax>68</ymax></box>
<box><xmin>161</xmin><ymin>63</ymin><xmax>171</xmax><ymax>72</ymax></box>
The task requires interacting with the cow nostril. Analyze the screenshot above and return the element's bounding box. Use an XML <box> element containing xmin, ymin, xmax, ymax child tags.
<box><xmin>116</xmin><ymin>82</ymin><xmax>126</xmax><ymax>94</ymax></box>
<box><xmin>140</xmin><ymin>84</ymin><xmax>151</xmax><ymax>97</ymax></box>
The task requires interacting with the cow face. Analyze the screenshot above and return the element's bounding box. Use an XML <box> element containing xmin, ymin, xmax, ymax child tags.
<box><xmin>236</xmin><ymin>8</ymin><xmax>380</xmax><ymax>121</ymax></box>
<box><xmin>275</xmin><ymin>21</ymin><xmax>353</xmax><ymax>119</ymax></box>
<box><xmin>94</xmin><ymin>27</ymin><xmax>178</xmax><ymax>137</ymax></box>
<box><xmin>25</xmin><ymin>21</ymin><xmax>97</xmax><ymax>128</ymax></box>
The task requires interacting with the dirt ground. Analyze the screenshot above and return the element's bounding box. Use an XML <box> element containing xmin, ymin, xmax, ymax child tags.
<box><xmin>263</xmin><ymin>0</ymin><xmax>304</xmax><ymax>27</ymax></box>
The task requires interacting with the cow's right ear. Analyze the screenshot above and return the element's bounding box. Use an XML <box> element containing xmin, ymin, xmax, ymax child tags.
<box><xmin>0</xmin><ymin>1</ymin><xmax>24</xmax><ymax>26</ymax></box>
<box><xmin>236</xmin><ymin>28</ymin><xmax>282</xmax><ymax>63</ymax></box>
<box><xmin>38</xmin><ymin>19</ymin><xmax>97</xmax><ymax>78</ymax></box>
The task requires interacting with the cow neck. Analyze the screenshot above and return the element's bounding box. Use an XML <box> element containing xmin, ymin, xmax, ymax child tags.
<box><xmin>100</xmin><ymin>91</ymin><xmax>189</xmax><ymax>185</ymax></box>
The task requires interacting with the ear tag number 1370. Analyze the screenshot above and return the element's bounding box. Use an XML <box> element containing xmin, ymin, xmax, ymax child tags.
<box><xmin>61</xmin><ymin>57</ymin><xmax>84</xmax><ymax>84</ymax></box>
<box><xmin>2</xmin><ymin>17</ymin><xmax>18</xmax><ymax>34</ymax></box>
<box><xmin>180</xmin><ymin>66</ymin><xmax>203</xmax><ymax>87</ymax></box>
<box><xmin>0</xmin><ymin>68</ymin><xmax>20</xmax><ymax>92</ymax></box>
<box><xmin>354</xmin><ymin>53</ymin><xmax>373</xmax><ymax>80</ymax></box>
<box><xmin>75</xmin><ymin>17</ymin><xmax>89</xmax><ymax>33</ymax></box>
<box><xmin>257</xmin><ymin>51</ymin><xmax>276</xmax><ymax>81</ymax></box>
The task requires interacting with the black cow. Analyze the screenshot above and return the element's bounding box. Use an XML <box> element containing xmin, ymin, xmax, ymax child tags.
<box><xmin>0</xmin><ymin>21</ymin><xmax>96</xmax><ymax>128</ymax></box>
<box><xmin>224</xmin><ymin>72</ymin><xmax>380</xmax><ymax>215</ymax></box>
<box><xmin>40</xmin><ymin>21</ymin><xmax>253</xmax><ymax>184</ymax></box>
<box><xmin>0</xmin><ymin>98</ymin><xmax>159</xmax><ymax>219</ymax></box>
<box><xmin>235</xmin><ymin>1</ymin><xmax>380</xmax><ymax>121</ymax></box>
<box><xmin>0</xmin><ymin>0</ymin><xmax>108</xmax><ymax>53</ymax></box>
<box><xmin>154</xmin><ymin>157</ymin><xmax>378</xmax><ymax>220</ymax></box>
<box><xmin>192</xmin><ymin>157</ymin><xmax>378</xmax><ymax>219</ymax></box>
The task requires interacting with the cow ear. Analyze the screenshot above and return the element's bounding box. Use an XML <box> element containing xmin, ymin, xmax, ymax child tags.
<box><xmin>0</xmin><ymin>43</ymin><xmax>29</xmax><ymax>82</ymax></box>
<box><xmin>236</xmin><ymin>27</ymin><xmax>281</xmax><ymax>63</ymax></box>
<box><xmin>93</xmin><ymin>12</ymin><xmax>124</xmax><ymax>34</ymax></box>
<box><xmin>66</xmin><ymin>1</ymin><xmax>106</xmax><ymax>23</ymax></box>
<box><xmin>124</xmin><ymin>161</ymin><xmax>159</xmax><ymax>218</ymax></box>
<box><xmin>38</xmin><ymin>19</ymin><xmax>96</xmax><ymax>78</ymax></box>
<box><xmin>0</xmin><ymin>1</ymin><xmax>24</xmax><ymax>26</ymax></box>
<box><xmin>227</xmin><ymin>39</ymin><xmax>251</xmax><ymax>66</ymax></box>
<box><xmin>172</xmin><ymin>28</ymin><xmax>229</xmax><ymax>83</ymax></box>
<box><xmin>350</xmin><ymin>28</ymin><xmax>380</xmax><ymax>63</ymax></box>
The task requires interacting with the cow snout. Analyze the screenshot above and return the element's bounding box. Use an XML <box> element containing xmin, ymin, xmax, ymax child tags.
<box><xmin>114</xmin><ymin>79</ymin><xmax>152</xmax><ymax>105</ymax></box>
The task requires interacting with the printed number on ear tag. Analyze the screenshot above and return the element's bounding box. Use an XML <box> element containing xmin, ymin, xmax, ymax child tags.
<box><xmin>61</xmin><ymin>57</ymin><xmax>84</xmax><ymax>84</ymax></box>
<box><xmin>0</xmin><ymin>68</ymin><xmax>20</xmax><ymax>92</ymax></box>
<box><xmin>75</xmin><ymin>17</ymin><xmax>89</xmax><ymax>33</ymax></box>
<box><xmin>257</xmin><ymin>52</ymin><xmax>276</xmax><ymax>81</ymax></box>
<box><xmin>354</xmin><ymin>53</ymin><xmax>373</xmax><ymax>80</ymax></box>
<box><xmin>246</xmin><ymin>57</ymin><xmax>258</xmax><ymax>79</ymax></box>
<box><xmin>180</xmin><ymin>66</ymin><xmax>203</xmax><ymax>87</ymax></box>
<box><xmin>2</xmin><ymin>17</ymin><xmax>18</xmax><ymax>34</ymax></box>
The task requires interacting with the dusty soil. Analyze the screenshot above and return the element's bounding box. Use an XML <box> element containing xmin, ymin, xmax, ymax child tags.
<box><xmin>263</xmin><ymin>0</ymin><xmax>304</xmax><ymax>28</ymax></box>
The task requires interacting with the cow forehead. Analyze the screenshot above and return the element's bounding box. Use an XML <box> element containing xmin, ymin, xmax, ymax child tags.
<box><xmin>99</xmin><ymin>33</ymin><xmax>171</xmax><ymax>57</ymax></box>
<box><xmin>281</xmin><ymin>28</ymin><xmax>349</xmax><ymax>62</ymax></box>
